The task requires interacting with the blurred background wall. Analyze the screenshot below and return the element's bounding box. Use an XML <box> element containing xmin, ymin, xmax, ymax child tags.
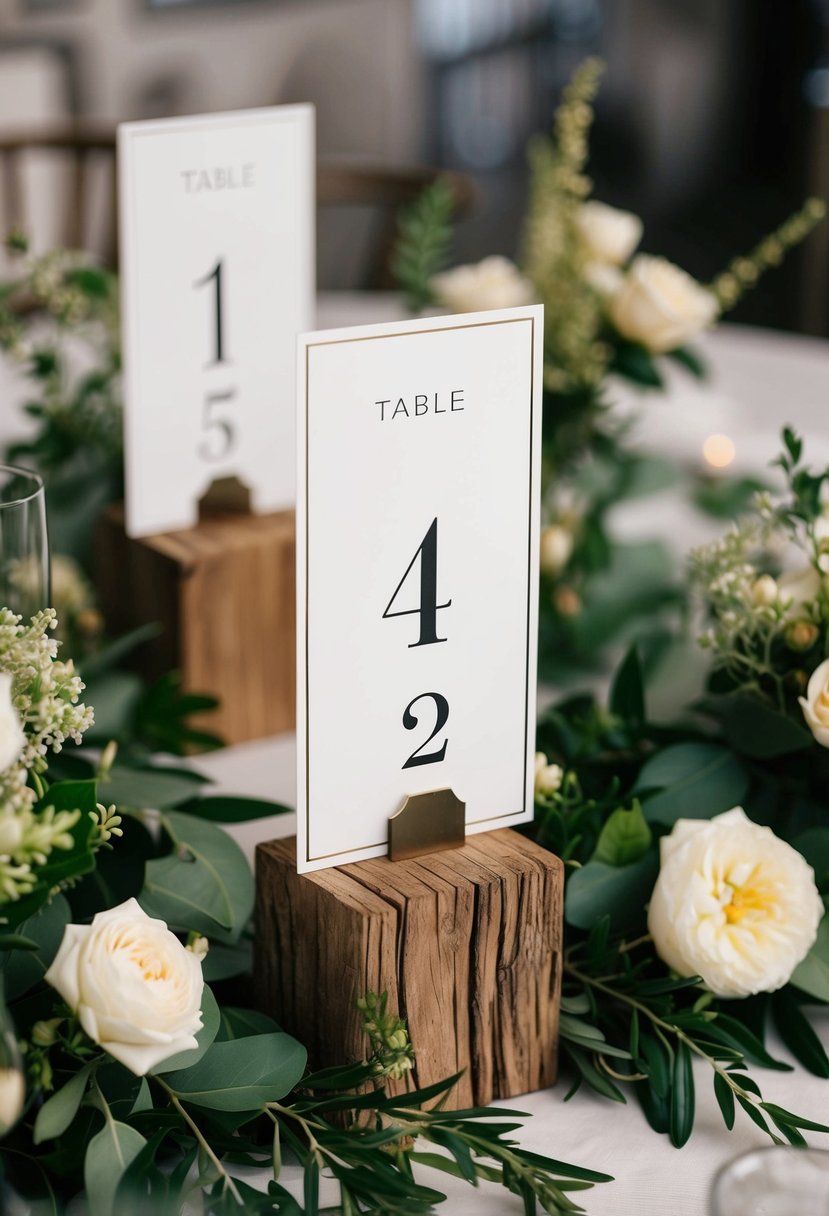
<box><xmin>0</xmin><ymin>0</ymin><xmax>825</xmax><ymax>329</ymax></box>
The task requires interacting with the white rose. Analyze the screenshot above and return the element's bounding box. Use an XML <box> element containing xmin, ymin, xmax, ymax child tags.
<box><xmin>0</xmin><ymin>673</ymin><xmax>25</xmax><ymax>774</ymax></box>
<box><xmin>799</xmin><ymin>657</ymin><xmax>829</xmax><ymax>747</ymax></box>
<box><xmin>584</xmin><ymin>261</ymin><xmax>625</xmax><ymax>299</ymax></box>
<box><xmin>45</xmin><ymin>898</ymin><xmax>204</xmax><ymax>1076</ymax></box>
<box><xmin>540</xmin><ymin>524</ymin><xmax>574</xmax><ymax>576</ymax></box>
<box><xmin>648</xmin><ymin>808</ymin><xmax>823</xmax><ymax>998</ymax></box>
<box><xmin>431</xmin><ymin>256</ymin><xmax>535</xmax><ymax>314</ymax></box>
<box><xmin>609</xmin><ymin>255</ymin><xmax>719</xmax><ymax>354</ymax></box>
<box><xmin>576</xmin><ymin>200</ymin><xmax>643</xmax><ymax>266</ymax></box>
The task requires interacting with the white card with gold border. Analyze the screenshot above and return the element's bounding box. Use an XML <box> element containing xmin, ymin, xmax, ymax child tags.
<box><xmin>297</xmin><ymin>305</ymin><xmax>543</xmax><ymax>873</ymax></box>
<box><xmin>119</xmin><ymin>104</ymin><xmax>314</xmax><ymax>538</ymax></box>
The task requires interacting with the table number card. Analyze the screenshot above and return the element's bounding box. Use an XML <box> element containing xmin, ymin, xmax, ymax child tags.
<box><xmin>119</xmin><ymin>105</ymin><xmax>314</xmax><ymax>538</ymax></box>
<box><xmin>297</xmin><ymin>305</ymin><xmax>543</xmax><ymax>873</ymax></box>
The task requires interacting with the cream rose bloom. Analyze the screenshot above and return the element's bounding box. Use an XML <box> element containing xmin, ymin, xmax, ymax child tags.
<box><xmin>799</xmin><ymin>657</ymin><xmax>829</xmax><ymax>747</ymax></box>
<box><xmin>576</xmin><ymin>200</ymin><xmax>643</xmax><ymax>266</ymax></box>
<box><xmin>0</xmin><ymin>673</ymin><xmax>25</xmax><ymax>774</ymax></box>
<box><xmin>431</xmin><ymin>256</ymin><xmax>535</xmax><ymax>314</ymax></box>
<box><xmin>45</xmin><ymin>899</ymin><xmax>204</xmax><ymax>1075</ymax></box>
<box><xmin>648</xmin><ymin>808</ymin><xmax>822</xmax><ymax>998</ymax></box>
<box><xmin>610</xmin><ymin>255</ymin><xmax>719</xmax><ymax>353</ymax></box>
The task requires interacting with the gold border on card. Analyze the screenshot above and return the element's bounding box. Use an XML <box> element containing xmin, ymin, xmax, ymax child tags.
<box><xmin>305</xmin><ymin>315</ymin><xmax>537</xmax><ymax>864</ymax></box>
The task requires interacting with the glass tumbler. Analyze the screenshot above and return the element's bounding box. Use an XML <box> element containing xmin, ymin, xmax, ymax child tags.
<box><xmin>710</xmin><ymin>1146</ymin><xmax>829</xmax><ymax>1216</ymax></box>
<box><xmin>0</xmin><ymin>465</ymin><xmax>50</xmax><ymax>618</ymax></box>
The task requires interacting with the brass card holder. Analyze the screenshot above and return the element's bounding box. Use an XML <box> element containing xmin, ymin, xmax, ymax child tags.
<box><xmin>388</xmin><ymin>788</ymin><xmax>466</xmax><ymax>861</ymax></box>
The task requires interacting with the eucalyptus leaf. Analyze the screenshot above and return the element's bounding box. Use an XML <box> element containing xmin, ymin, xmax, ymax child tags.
<box><xmin>139</xmin><ymin>811</ymin><xmax>254</xmax><ymax>943</ymax></box>
<box><xmin>169</xmin><ymin>1031</ymin><xmax>307</xmax><ymax>1110</ymax></box>
<box><xmin>565</xmin><ymin>850</ymin><xmax>658</xmax><ymax>933</ymax></box>
<box><xmin>33</xmin><ymin>1063</ymin><xmax>93</xmax><ymax>1144</ymax></box>
<box><xmin>98</xmin><ymin>763</ymin><xmax>210</xmax><ymax>811</ymax></box>
<box><xmin>84</xmin><ymin>1119</ymin><xmax>147</xmax><ymax>1216</ymax></box>
<box><xmin>635</xmin><ymin>743</ymin><xmax>749</xmax><ymax>825</ymax></box>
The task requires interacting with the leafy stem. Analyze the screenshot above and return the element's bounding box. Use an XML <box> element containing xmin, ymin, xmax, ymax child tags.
<box><xmin>565</xmin><ymin>962</ymin><xmax>764</xmax><ymax>1113</ymax></box>
<box><xmin>154</xmin><ymin>1076</ymin><xmax>244</xmax><ymax>1206</ymax></box>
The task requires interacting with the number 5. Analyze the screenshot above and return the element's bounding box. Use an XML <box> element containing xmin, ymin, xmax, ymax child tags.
<box><xmin>199</xmin><ymin>388</ymin><xmax>236</xmax><ymax>461</ymax></box>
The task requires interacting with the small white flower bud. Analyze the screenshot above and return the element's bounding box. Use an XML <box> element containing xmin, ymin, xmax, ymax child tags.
<box><xmin>751</xmin><ymin>574</ymin><xmax>778</xmax><ymax>607</ymax></box>
<box><xmin>540</xmin><ymin>525</ymin><xmax>574</xmax><ymax>576</ymax></box>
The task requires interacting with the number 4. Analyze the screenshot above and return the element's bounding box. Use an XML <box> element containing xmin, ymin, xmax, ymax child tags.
<box><xmin>382</xmin><ymin>518</ymin><xmax>451</xmax><ymax>647</ymax></box>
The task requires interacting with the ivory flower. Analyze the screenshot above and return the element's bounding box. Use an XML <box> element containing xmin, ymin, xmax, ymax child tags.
<box><xmin>431</xmin><ymin>256</ymin><xmax>535</xmax><ymax>314</ymax></box>
<box><xmin>799</xmin><ymin>657</ymin><xmax>829</xmax><ymax>747</ymax></box>
<box><xmin>609</xmin><ymin>255</ymin><xmax>719</xmax><ymax>353</ymax></box>
<box><xmin>534</xmin><ymin>752</ymin><xmax>563</xmax><ymax>795</ymax></box>
<box><xmin>0</xmin><ymin>674</ymin><xmax>25</xmax><ymax>775</ymax></box>
<box><xmin>648</xmin><ymin>808</ymin><xmax>822</xmax><ymax>998</ymax></box>
<box><xmin>45</xmin><ymin>898</ymin><xmax>204</xmax><ymax>1075</ymax></box>
<box><xmin>576</xmin><ymin>200</ymin><xmax>642</xmax><ymax>266</ymax></box>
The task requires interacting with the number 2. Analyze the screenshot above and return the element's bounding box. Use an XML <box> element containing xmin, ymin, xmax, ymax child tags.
<box><xmin>402</xmin><ymin>692</ymin><xmax>449</xmax><ymax>768</ymax></box>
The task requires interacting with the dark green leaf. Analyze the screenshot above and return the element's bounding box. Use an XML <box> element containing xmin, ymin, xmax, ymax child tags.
<box><xmin>2</xmin><ymin>893</ymin><xmax>71</xmax><ymax>1000</ymax></box>
<box><xmin>771</xmin><ymin>989</ymin><xmax>829</xmax><ymax>1077</ymax></box>
<box><xmin>699</xmin><ymin>694</ymin><xmax>813</xmax><ymax>759</ymax></box>
<box><xmin>670</xmin><ymin>1041</ymin><xmax>694</xmax><ymax>1147</ymax></box>
<box><xmin>175</xmin><ymin>795</ymin><xmax>292</xmax><ymax>823</ymax></box>
<box><xmin>713</xmin><ymin>1072</ymin><xmax>735</xmax><ymax>1130</ymax></box>
<box><xmin>609</xmin><ymin>644</ymin><xmax>645</xmax><ymax>726</ymax></box>
<box><xmin>667</xmin><ymin>345</ymin><xmax>707</xmax><ymax>378</ymax></box>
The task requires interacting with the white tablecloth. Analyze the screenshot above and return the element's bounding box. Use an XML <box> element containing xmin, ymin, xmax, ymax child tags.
<box><xmin>185</xmin><ymin>307</ymin><xmax>829</xmax><ymax>1215</ymax></box>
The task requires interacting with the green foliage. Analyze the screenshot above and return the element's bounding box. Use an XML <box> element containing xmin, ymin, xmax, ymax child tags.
<box><xmin>390</xmin><ymin>178</ymin><xmax>455</xmax><ymax>312</ymax></box>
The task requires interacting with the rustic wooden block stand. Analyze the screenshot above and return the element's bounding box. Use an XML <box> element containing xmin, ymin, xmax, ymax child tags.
<box><xmin>255</xmin><ymin>829</ymin><xmax>564</xmax><ymax>1109</ymax></box>
<box><xmin>95</xmin><ymin>504</ymin><xmax>296</xmax><ymax>745</ymax></box>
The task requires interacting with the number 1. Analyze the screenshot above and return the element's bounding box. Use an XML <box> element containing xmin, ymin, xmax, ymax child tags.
<box><xmin>194</xmin><ymin>258</ymin><xmax>227</xmax><ymax>365</ymax></box>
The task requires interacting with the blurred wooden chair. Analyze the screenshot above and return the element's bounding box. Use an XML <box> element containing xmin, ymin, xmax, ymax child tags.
<box><xmin>317</xmin><ymin>161</ymin><xmax>476</xmax><ymax>288</ymax></box>
<box><xmin>0</xmin><ymin>126</ymin><xmax>118</xmax><ymax>263</ymax></box>
<box><xmin>0</xmin><ymin>134</ymin><xmax>476</xmax><ymax>288</ymax></box>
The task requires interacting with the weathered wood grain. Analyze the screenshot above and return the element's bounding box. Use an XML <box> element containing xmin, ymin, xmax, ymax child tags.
<box><xmin>255</xmin><ymin>829</ymin><xmax>563</xmax><ymax>1107</ymax></box>
<box><xmin>95</xmin><ymin>503</ymin><xmax>295</xmax><ymax>744</ymax></box>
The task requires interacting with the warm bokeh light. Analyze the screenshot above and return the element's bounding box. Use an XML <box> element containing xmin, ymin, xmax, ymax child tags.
<box><xmin>702</xmin><ymin>433</ymin><xmax>736</xmax><ymax>469</ymax></box>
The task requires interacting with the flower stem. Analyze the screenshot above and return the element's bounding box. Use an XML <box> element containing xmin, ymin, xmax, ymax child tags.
<box><xmin>154</xmin><ymin>1076</ymin><xmax>244</xmax><ymax>1205</ymax></box>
